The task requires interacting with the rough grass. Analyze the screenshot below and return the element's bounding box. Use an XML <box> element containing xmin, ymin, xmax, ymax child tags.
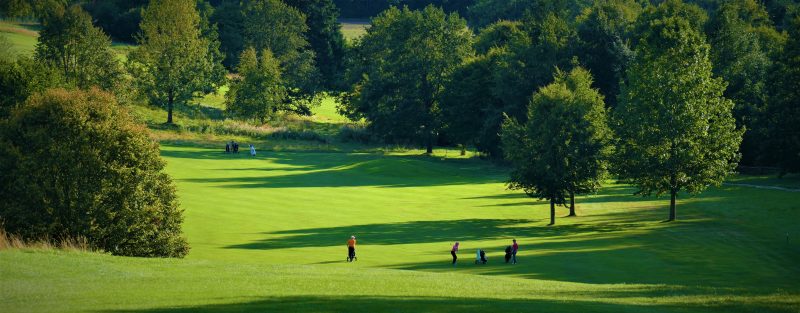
<box><xmin>0</xmin><ymin>229</ymin><xmax>92</xmax><ymax>252</ymax></box>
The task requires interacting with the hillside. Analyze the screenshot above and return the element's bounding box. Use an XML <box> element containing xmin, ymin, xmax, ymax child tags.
<box><xmin>2</xmin><ymin>15</ymin><xmax>800</xmax><ymax>313</ymax></box>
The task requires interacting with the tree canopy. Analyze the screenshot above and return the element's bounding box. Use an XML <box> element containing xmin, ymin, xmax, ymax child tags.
<box><xmin>614</xmin><ymin>0</ymin><xmax>743</xmax><ymax>221</ymax></box>
<box><xmin>0</xmin><ymin>88</ymin><xmax>189</xmax><ymax>257</ymax></box>
<box><xmin>502</xmin><ymin>67</ymin><xmax>611</xmax><ymax>225</ymax></box>
<box><xmin>340</xmin><ymin>5</ymin><xmax>472</xmax><ymax>152</ymax></box>
<box><xmin>128</xmin><ymin>0</ymin><xmax>225</xmax><ymax>124</ymax></box>
<box><xmin>225</xmin><ymin>47</ymin><xmax>288</xmax><ymax>123</ymax></box>
<box><xmin>35</xmin><ymin>4</ymin><xmax>122</xmax><ymax>90</ymax></box>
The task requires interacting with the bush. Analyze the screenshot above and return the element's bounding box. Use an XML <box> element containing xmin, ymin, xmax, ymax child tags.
<box><xmin>0</xmin><ymin>88</ymin><xmax>189</xmax><ymax>257</ymax></box>
<box><xmin>337</xmin><ymin>124</ymin><xmax>374</xmax><ymax>144</ymax></box>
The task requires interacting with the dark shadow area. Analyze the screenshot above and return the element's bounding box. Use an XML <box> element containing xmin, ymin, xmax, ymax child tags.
<box><xmin>224</xmin><ymin>218</ymin><xmax>651</xmax><ymax>251</ymax></box>
<box><xmin>103</xmin><ymin>294</ymin><xmax>797</xmax><ymax>313</ymax></box>
<box><xmin>168</xmin><ymin>150</ymin><xmax>506</xmax><ymax>188</ymax></box>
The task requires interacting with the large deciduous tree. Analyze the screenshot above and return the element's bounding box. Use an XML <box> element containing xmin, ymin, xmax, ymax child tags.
<box><xmin>614</xmin><ymin>0</ymin><xmax>743</xmax><ymax>221</ymax></box>
<box><xmin>35</xmin><ymin>4</ymin><xmax>122</xmax><ymax>90</ymax></box>
<box><xmin>340</xmin><ymin>6</ymin><xmax>472</xmax><ymax>153</ymax></box>
<box><xmin>501</xmin><ymin>67</ymin><xmax>611</xmax><ymax>225</ymax></box>
<box><xmin>225</xmin><ymin>47</ymin><xmax>287</xmax><ymax>124</ymax></box>
<box><xmin>0</xmin><ymin>88</ymin><xmax>189</xmax><ymax>257</ymax></box>
<box><xmin>128</xmin><ymin>0</ymin><xmax>225</xmax><ymax>124</ymax></box>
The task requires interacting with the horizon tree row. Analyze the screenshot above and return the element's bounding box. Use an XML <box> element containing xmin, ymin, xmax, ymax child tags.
<box><xmin>338</xmin><ymin>0</ymin><xmax>800</xmax><ymax>222</ymax></box>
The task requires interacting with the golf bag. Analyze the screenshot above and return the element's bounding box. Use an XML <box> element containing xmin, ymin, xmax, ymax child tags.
<box><xmin>475</xmin><ymin>249</ymin><xmax>487</xmax><ymax>264</ymax></box>
<box><xmin>347</xmin><ymin>246</ymin><xmax>357</xmax><ymax>262</ymax></box>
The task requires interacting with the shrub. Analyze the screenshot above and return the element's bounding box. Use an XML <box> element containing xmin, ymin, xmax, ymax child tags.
<box><xmin>337</xmin><ymin>124</ymin><xmax>374</xmax><ymax>144</ymax></box>
<box><xmin>0</xmin><ymin>88</ymin><xmax>189</xmax><ymax>257</ymax></box>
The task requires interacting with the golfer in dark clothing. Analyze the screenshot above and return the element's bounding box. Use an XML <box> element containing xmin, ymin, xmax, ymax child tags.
<box><xmin>451</xmin><ymin>242</ymin><xmax>459</xmax><ymax>265</ymax></box>
<box><xmin>347</xmin><ymin>236</ymin><xmax>357</xmax><ymax>262</ymax></box>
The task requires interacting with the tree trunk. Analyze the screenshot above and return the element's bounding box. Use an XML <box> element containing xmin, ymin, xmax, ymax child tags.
<box><xmin>568</xmin><ymin>190</ymin><xmax>576</xmax><ymax>217</ymax></box>
<box><xmin>426</xmin><ymin>131</ymin><xmax>433</xmax><ymax>154</ymax></box>
<box><xmin>668</xmin><ymin>190</ymin><xmax>677</xmax><ymax>221</ymax></box>
<box><xmin>167</xmin><ymin>94</ymin><xmax>174</xmax><ymax>124</ymax></box>
<box><xmin>549</xmin><ymin>198</ymin><xmax>555</xmax><ymax>226</ymax></box>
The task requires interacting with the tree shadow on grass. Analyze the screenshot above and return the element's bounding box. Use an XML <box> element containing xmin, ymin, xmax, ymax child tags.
<box><xmin>102</xmin><ymin>294</ymin><xmax>798</xmax><ymax>313</ymax></box>
<box><xmin>224</xmin><ymin>217</ymin><xmax>657</xmax><ymax>251</ymax></box>
<box><xmin>172</xmin><ymin>151</ymin><xmax>505</xmax><ymax>188</ymax></box>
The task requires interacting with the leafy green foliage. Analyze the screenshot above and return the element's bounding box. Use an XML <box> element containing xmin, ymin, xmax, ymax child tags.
<box><xmin>615</xmin><ymin>0</ymin><xmax>743</xmax><ymax>221</ymax></box>
<box><xmin>440</xmin><ymin>54</ymin><xmax>501</xmax><ymax>154</ymax></box>
<box><xmin>82</xmin><ymin>0</ymin><xmax>147</xmax><ymax>43</ymax></box>
<box><xmin>0</xmin><ymin>56</ymin><xmax>64</xmax><ymax>118</ymax></box>
<box><xmin>340</xmin><ymin>5</ymin><xmax>472</xmax><ymax>151</ymax></box>
<box><xmin>762</xmin><ymin>12</ymin><xmax>800</xmax><ymax>175</ymax></box>
<box><xmin>243</xmin><ymin>0</ymin><xmax>319</xmax><ymax>95</ymax></box>
<box><xmin>128</xmin><ymin>0</ymin><xmax>225</xmax><ymax>124</ymax></box>
<box><xmin>575</xmin><ymin>0</ymin><xmax>641</xmax><ymax>108</ymax></box>
<box><xmin>285</xmin><ymin>0</ymin><xmax>346</xmax><ymax>90</ymax></box>
<box><xmin>706</xmin><ymin>0</ymin><xmax>783</xmax><ymax>166</ymax></box>
<box><xmin>226</xmin><ymin>47</ymin><xmax>287</xmax><ymax>123</ymax></box>
<box><xmin>0</xmin><ymin>88</ymin><xmax>189</xmax><ymax>257</ymax></box>
<box><xmin>35</xmin><ymin>4</ymin><xmax>122</xmax><ymax>90</ymax></box>
<box><xmin>501</xmin><ymin>67</ymin><xmax>611</xmax><ymax>225</ymax></box>
<box><xmin>210</xmin><ymin>0</ymin><xmax>245</xmax><ymax>69</ymax></box>
<box><xmin>467</xmin><ymin>0</ymin><xmax>591</xmax><ymax>29</ymax></box>
<box><xmin>473</xmin><ymin>20</ymin><xmax>528</xmax><ymax>55</ymax></box>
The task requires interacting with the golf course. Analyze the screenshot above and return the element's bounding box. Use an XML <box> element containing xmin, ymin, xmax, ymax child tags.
<box><xmin>2</xmin><ymin>0</ymin><xmax>800</xmax><ymax>312</ymax></box>
<box><xmin>2</xmin><ymin>129</ymin><xmax>800</xmax><ymax>312</ymax></box>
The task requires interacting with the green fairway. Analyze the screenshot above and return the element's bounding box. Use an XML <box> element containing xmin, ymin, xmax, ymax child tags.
<box><xmin>2</xmin><ymin>144</ymin><xmax>799</xmax><ymax>312</ymax></box>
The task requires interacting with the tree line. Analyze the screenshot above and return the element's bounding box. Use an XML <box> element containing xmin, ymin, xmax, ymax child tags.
<box><xmin>338</xmin><ymin>0</ymin><xmax>797</xmax><ymax>223</ymax></box>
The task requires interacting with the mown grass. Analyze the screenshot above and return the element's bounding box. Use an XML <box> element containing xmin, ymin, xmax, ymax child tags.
<box><xmin>2</xmin><ymin>15</ymin><xmax>799</xmax><ymax>313</ymax></box>
<box><xmin>1</xmin><ymin>145</ymin><xmax>799</xmax><ymax>312</ymax></box>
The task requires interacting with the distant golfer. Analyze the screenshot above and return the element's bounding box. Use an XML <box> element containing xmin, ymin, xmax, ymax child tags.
<box><xmin>347</xmin><ymin>235</ymin><xmax>357</xmax><ymax>262</ymax></box>
<box><xmin>451</xmin><ymin>242</ymin><xmax>459</xmax><ymax>265</ymax></box>
<box><xmin>511</xmin><ymin>239</ymin><xmax>519</xmax><ymax>264</ymax></box>
<box><xmin>249</xmin><ymin>144</ymin><xmax>256</xmax><ymax>157</ymax></box>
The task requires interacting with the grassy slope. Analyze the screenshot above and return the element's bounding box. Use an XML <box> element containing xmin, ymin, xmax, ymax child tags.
<box><xmin>2</xmin><ymin>18</ymin><xmax>800</xmax><ymax>313</ymax></box>
<box><xmin>2</xmin><ymin>145</ymin><xmax>799</xmax><ymax>312</ymax></box>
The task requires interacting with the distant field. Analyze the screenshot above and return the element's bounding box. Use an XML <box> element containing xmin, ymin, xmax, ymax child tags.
<box><xmin>0</xmin><ymin>21</ymin><xmax>38</xmax><ymax>56</ymax></box>
<box><xmin>340</xmin><ymin>18</ymin><xmax>370</xmax><ymax>41</ymax></box>
<box><xmin>0</xmin><ymin>21</ymin><xmax>131</xmax><ymax>60</ymax></box>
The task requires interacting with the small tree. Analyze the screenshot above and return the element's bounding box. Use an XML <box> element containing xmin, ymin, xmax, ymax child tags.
<box><xmin>501</xmin><ymin>67</ymin><xmax>611</xmax><ymax>225</ymax></box>
<box><xmin>35</xmin><ymin>4</ymin><xmax>121</xmax><ymax>90</ymax></box>
<box><xmin>615</xmin><ymin>0</ymin><xmax>743</xmax><ymax>221</ymax></box>
<box><xmin>128</xmin><ymin>0</ymin><xmax>225</xmax><ymax>124</ymax></box>
<box><xmin>0</xmin><ymin>88</ymin><xmax>189</xmax><ymax>257</ymax></box>
<box><xmin>226</xmin><ymin>47</ymin><xmax>287</xmax><ymax>124</ymax></box>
